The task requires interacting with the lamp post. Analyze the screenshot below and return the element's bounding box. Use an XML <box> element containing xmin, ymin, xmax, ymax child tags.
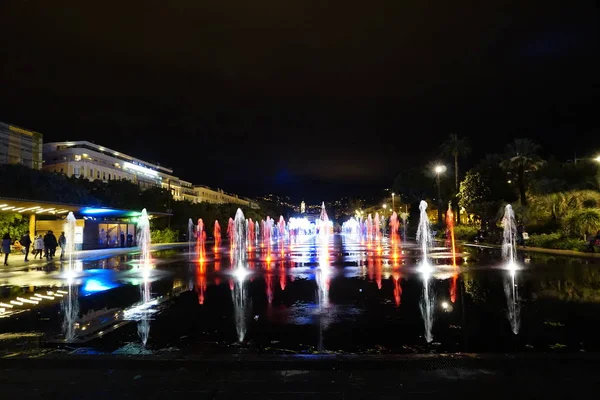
<box><xmin>391</xmin><ymin>192</ymin><xmax>395</xmax><ymax>213</ymax></box>
<box><xmin>434</xmin><ymin>165</ymin><xmax>447</xmax><ymax>226</ymax></box>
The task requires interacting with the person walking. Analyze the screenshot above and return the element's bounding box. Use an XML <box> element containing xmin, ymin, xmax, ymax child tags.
<box><xmin>20</xmin><ymin>232</ymin><xmax>32</xmax><ymax>262</ymax></box>
<box><xmin>2</xmin><ymin>233</ymin><xmax>11</xmax><ymax>266</ymax></box>
<box><xmin>58</xmin><ymin>232</ymin><xmax>67</xmax><ymax>260</ymax></box>
<box><xmin>44</xmin><ymin>231</ymin><xmax>58</xmax><ymax>260</ymax></box>
<box><xmin>34</xmin><ymin>235</ymin><xmax>44</xmax><ymax>259</ymax></box>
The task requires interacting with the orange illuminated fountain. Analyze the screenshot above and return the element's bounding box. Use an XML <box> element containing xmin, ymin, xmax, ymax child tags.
<box><xmin>446</xmin><ymin>203</ymin><xmax>457</xmax><ymax>267</ymax></box>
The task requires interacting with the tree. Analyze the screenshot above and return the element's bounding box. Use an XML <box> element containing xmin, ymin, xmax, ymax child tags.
<box><xmin>458</xmin><ymin>154</ymin><xmax>517</xmax><ymax>227</ymax></box>
<box><xmin>500</xmin><ymin>138</ymin><xmax>545</xmax><ymax>206</ymax></box>
<box><xmin>0</xmin><ymin>213</ymin><xmax>29</xmax><ymax>241</ymax></box>
<box><xmin>440</xmin><ymin>134</ymin><xmax>471</xmax><ymax>224</ymax></box>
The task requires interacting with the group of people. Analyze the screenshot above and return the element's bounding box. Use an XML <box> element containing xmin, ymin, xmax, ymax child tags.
<box><xmin>1</xmin><ymin>231</ymin><xmax>67</xmax><ymax>266</ymax></box>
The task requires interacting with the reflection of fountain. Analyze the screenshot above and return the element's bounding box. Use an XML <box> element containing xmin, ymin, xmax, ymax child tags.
<box><xmin>137</xmin><ymin>209</ymin><xmax>151</xmax><ymax>269</ymax></box>
<box><xmin>137</xmin><ymin>275</ymin><xmax>151</xmax><ymax>346</ymax></box>
<box><xmin>196</xmin><ymin>265</ymin><xmax>206</xmax><ymax>304</ymax></box>
<box><xmin>502</xmin><ymin>204</ymin><xmax>517</xmax><ymax>267</ymax></box>
<box><xmin>504</xmin><ymin>269</ymin><xmax>520</xmax><ymax>334</ymax></box>
<box><xmin>450</xmin><ymin>273</ymin><xmax>458</xmax><ymax>303</ymax></box>
<box><xmin>316</xmin><ymin>237</ymin><xmax>331</xmax><ymax>351</ymax></box>
<box><xmin>62</xmin><ymin>276</ymin><xmax>79</xmax><ymax>342</ymax></box>
<box><xmin>232</xmin><ymin>269</ymin><xmax>249</xmax><ymax>342</ymax></box>
<box><xmin>392</xmin><ymin>272</ymin><xmax>402</xmax><ymax>306</ymax></box>
<box><xmin>416</xmin><ymin>201</ymin><xmax>432</xmax><ymax>269</ymax></box>
<box><xmin>419</xmin><ymin>269</ymin><xmax>435</xmax><ymax>343</ymax></box>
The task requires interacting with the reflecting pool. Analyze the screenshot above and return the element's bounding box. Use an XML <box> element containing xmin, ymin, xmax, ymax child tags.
<box><xmin>2</xmin><ymin>235</ymin><xmax>600</xmax><ymax>355</ymax></box>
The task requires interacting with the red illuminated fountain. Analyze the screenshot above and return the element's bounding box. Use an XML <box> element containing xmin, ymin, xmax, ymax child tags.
<box><xmin>227</xmin><ymin>217</ymin><xmax>235</xmax><ymax>241</ymax></box>
<box><xmin>214</xmin><ymin>220</ymin><xmax>221</xmax><ymax>250</ymax></box>
<box><xmin>247</xmin><ymin>219</ymin><xmax>254</xmax><ymax>251</ymax></box>
<box><xmin>197</xmin><ymin>218</ymin><xmax>205</xmax><ymax>262</ymax></box>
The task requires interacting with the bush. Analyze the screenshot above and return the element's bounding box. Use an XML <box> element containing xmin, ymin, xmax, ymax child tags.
<box><xmin>563</xmin><ymin>208</ymin><xmax>600</xmax><ymax>240</ymax></box>
<box><xmin>150</xmin><ymin>228</ymin><xmax>179</xmax><ymax>244</ymax></box>
<box><xmin>453</xmin><ymin>225</ymin><xmax>478</xmax><ymax>240</ymax></box>
<box><xmin>527</xmin><ymin>233</ymin><xmax>587</xmax><ymax>252</ymax></box>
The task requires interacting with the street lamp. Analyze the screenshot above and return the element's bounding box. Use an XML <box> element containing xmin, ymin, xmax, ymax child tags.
<box><xmin>382</xmin><ymin>204</ymin><xmax>387</xmax><ymax>209</ymax></box>
<box><xmin>434</xmin><ymin>164</ymin><xmax>446</xmax><ymax>225</ymax></box>
<box><xmin>595</xmin><ymin>155</ymin><xmax>600</xmax><ymax>163</ymax></box>
<box><xmin>391</xmin><ymin>192</ymin><xmax>395</xmax><ymax>212</ymax></box>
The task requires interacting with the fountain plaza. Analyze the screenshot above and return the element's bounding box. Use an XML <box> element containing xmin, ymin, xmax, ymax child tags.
<box><xmin>1</xmin><ymin>203</ymin><xmax>600</xmax><ymax>396</ymax></box>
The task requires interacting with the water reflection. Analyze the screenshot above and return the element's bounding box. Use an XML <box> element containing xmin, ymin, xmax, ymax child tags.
<box><xmin>62</xmin><ymin>275</ymin><xmax>79</xmax><ymax>342</ymax></box>
<box><xmin>419</xmin><ymin>269</ymin><xmax>435</xmax><ymax>343</ymax></box>
<box><xmin>138</xmin><ymin>273</ymin><xmax>151</xmax><ymax>346</ymax></box>
<box><xmin>231</xmin><ymin>268</ymin><xmax>249</xmax><ymax>342</ymax></box>
<box><xmin>504</xmin><ymin>269</ymin><xmax>520</xmax><ymax>335</ymax></box>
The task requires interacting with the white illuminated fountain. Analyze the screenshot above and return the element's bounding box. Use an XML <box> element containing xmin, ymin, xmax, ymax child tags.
<box><xmin>501</xmin><ymin>204</ymin><xmax>520</xmax><ymax>334</ymax></box>
<box><xmin>502</xmin><ymin>204</ymin><xmax>518</xmax><ymax>268</ymax></box>
<box><xmin>62</xmin><ymin>212</ymin><xmax>79</xmax><ymax>342</ymax></box>
<box><xmin>137</xmin><ymin>209</ymin><xmax>151</xmax><ymax>271</ymax></box>
<box><xmin>232</xmin><ymin>208</ymin><xmax>249</xmax><ymax>342</ymax></box>
<box><xmin>187</xmin><ymin>218</ymin><xmax>194</xmax><ymax>255</ymax></box>
<box><xmin>416</xmin><ymin>201</ymin><xmax>435</xmax><ymax>343</ymax></box>
<box><xmin>317</xmin><ymin>202</ymin><xmax>330</xmax><ymax>235</ymax></box>
<box><xmin>400</xmin><ymin>211</ymin><xmax>409</xmax><ymax>240</ymax></box>
<box><xmin>416</xmin><ymin>201</ymin><xmax>432</xmax><ymax>268</ymax></box>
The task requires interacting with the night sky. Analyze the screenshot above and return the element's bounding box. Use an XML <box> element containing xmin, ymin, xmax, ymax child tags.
<box><xmin>1</xmin><ymin>1</ymin><xmax>597</xmax><ymax>202</ymax></box>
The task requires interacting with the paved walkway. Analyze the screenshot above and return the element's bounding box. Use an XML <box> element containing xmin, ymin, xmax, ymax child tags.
<box><xmin>463</xmin><ymin>241</ymin><xmax>600</xmax><ymax>258</ymax></box>
<box><xmin>0</xmin><ymin>242</ymin><xmax>189</xmax><ymax>272</ymax></box>
<box><xmin>1</xmin><ymin>353</ymin><xmax>598</xmax><ymax>398</ymax></box>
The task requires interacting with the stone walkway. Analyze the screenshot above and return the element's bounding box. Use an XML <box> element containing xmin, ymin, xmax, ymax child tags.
<box><xmin>0</xmin><ymin>242</ymin><xmax>188</xmax><ymax>272</ymax></box>
<box><xmin>1</xmin><ymin>353</ymin><xmax>598</xmax><ymax>398</ymax></box>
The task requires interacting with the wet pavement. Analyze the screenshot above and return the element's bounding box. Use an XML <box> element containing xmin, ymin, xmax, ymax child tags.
<box><xmin>2</xmin><ymin>234</ymin><xmax>600</xmax><ymax>358</ymax></box>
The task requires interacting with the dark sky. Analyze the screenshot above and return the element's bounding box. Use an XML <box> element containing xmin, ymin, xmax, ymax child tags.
<box><xmin>1</xmin><ymin>1</ymin><xmax>597</xmax><ymax>202</ymax></box>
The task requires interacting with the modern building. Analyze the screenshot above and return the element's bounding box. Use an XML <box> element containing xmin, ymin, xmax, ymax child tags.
<box><xmin>0</xmin><ymin>122</ymin><xmax>43</xmax><ymax>169</ymax></box>
<box><xmin>0</xmin><ymin>197</ymin><xmax>169</xmax><ymax>250</ymax></box>
<box><xmin>43</xmin><ymin>141</ymin><xmax>257</xmax><ymax>207</ymax></box>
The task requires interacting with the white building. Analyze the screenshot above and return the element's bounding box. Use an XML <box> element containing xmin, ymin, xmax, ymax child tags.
<box><xmin>43</xmin><ymin>141</ymin><xmax>196</xmax><ymax>201</ymax></box>
<box><xmin>43</xmin><ymin>141</ymin><xmax>255</xmax><ymax>207</ymax></box>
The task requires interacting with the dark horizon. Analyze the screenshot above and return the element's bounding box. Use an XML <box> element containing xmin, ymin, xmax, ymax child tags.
<box><xmin>1</xmin><ymin>1</ymin><xmax>597</xmax><ymax>202</ymax></box>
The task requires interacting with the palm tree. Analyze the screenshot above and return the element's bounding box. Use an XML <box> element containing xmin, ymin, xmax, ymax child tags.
<box><xmin>500</xmin><ymin>138</ymin><xmax>545</xmax><ymax>206</ymax></box>
<box><xmin>441</xmin><ymin>134</ymin><xmax>471</xmax><ymax>224</ymax></box>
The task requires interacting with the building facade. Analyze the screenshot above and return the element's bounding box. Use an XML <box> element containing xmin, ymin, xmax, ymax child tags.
<box><xmin>0</xmin><ymin>122</ymin><xmax>43</xmax><ymax>169</ymax></box>
<box><xmin>193</xmin><ymin>185</ymin><xmax>259</xmax><ymax>209</ymax></box>
<box><xmin>43</xmin><ymin>141</ymin><xmax>256</xmax><ymax>207</ymax></box>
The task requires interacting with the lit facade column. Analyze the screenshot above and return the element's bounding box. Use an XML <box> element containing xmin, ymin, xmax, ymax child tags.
<box><xmin>29</xmin><ymin>214</ymin><xmax>36</xmax><ymax>236</ymax></box>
